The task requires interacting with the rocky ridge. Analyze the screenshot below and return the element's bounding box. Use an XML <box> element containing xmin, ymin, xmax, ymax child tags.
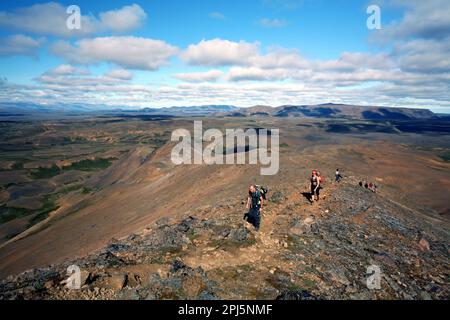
<box><xmin>0</xmin><ymin>177</ymin><xmax>448</xmax><ymax>300</ymax></box>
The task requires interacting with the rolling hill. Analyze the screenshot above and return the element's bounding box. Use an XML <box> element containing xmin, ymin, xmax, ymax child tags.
<box><xmin>220</xmin><ymin>103</ymin><xmax>436</xmax><ymax>120</ymax></box>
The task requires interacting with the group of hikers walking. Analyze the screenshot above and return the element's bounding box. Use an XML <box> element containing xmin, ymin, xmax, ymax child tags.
<box><xmin>359</xmin><ymin>180</ymin><xmax>377</xmax><ymax>193</ymax></box>
<box><xmin>244</xmin><ymin>168</ymin><xmax>345</xmax><ymax>231</ymax></box>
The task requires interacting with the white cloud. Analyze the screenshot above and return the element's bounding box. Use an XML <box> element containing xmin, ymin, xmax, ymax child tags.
<box><xmin>105</xmin><ymin>69</ymin><xmax>134</xmax><ymax>80</ymax></box>
<box><xmin>0</xmin><ymin>34</ymin><xmax>44</xmax><ymax>57</ymax></box>
<box><xmin>182</xmin><ymin>42</ymin><xmax>308</xmax><ymax>70</ymax></box>
<box><xmin>392</xmin><ymin>38</ymin><xmax>450</xmax><ymax>74</ymax></box>
<box><xmin>222</xmin><ymin>49</ymin><xmax>394</xmax><ymax>83</ymax></box>
<box><xmin>0</xmin><ymin>2</ymin><xmax>448</xmax><ymax>112</ymax></box>
<box><xmin>181</xmin><ymin>39</ymin><xmax>260</xmax><ymax>66</ymax></box>
<box><xmin>174</xmin><ymin>70</ymin><xmax>224</xmax><ymax>82</ymax></box>
<box><xmin>374</xmin><ymin>0</ymin><xmax>450</xmax><ymax>41</ymax></box>
<box><xmin>0</xmin><ymin>2</ymin><xmax>147</xmax><ymax>37</ymax></box>
<box><xmin>228</xmin><ymin>67</ymin><xmax>290</xmax><ymax>81</ymax></box>
<box><xmin>258</xmin><ymin>18</ymin><xmax>288</xmax><ymax>28</ymax></box>
<box><xmin>249</xmin><ymin>48</ymin><xmax>309</xmax><ymax>69</ymax></box>
<box><xmin>1</xmin><ymin>72</ymin><xmax>448</xmax><ymax>112</ymax></box>
<box><xmin>50</xmin><ymin>36</ymin><xmax>179</xmax><ymax>70</ymax></box>
<box><xmin>209</xmin><ymin>12</ymin><xmax>226</xmax><ymax>20</ymax></box>
<box><xmin>33</xmin><ymin>67</ymin><xmax>134</xmax><ymax>91</ymax></box>
<box><xmin>99</xmin><ymin>4</ymin><xmax>147</xmax><ymax>32</ymax></box>
<box><xmin>363</xmin><ymin>2</ymin><xmax>449</xmax><ymax>80</ymax></box>
<box><xmin>45</xmin><ymin>64</ymin><xmax>90</xmax><ymax>76</ymax></box>
<box><xmin>315</xmin><ymin>52</ymin><xmax>394</xmax><ymax>72</ymax></box>
<box><xmin>48</xmin><ymin>64</ymin><xmax>76</xmax><ymax>75</ymax></box>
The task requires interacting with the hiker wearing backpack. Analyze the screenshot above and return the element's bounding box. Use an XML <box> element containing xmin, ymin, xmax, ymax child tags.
<box><xmin>317</xmin><ymin>171</ymin><xmax>325</xmax><ymax>184</ymax></box>
<box><xmin>310</xmin><ymin>170</ymin><xmax>321</xmax><ymax>202</ymax></box>
<box><xmin>245</xmin><ymin>185</ymin><xmax>265</xmax><ymax>231</ymax></box>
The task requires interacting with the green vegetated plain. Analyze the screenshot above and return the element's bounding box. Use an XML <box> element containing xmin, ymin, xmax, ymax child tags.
<box><xmin>0</xmin><ymin>118</ymin><xmax>172</xmax><ymax>240</ymax></box>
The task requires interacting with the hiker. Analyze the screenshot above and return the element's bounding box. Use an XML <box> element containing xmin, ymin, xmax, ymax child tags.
<box><xmin>310</xmin><ymin>170</ymin><xmax>321</xmax><ymax>202</ymax></box>
<box><xmin>245</xmin><ymin>185</ymin><xmax>264</xmax><ymax>231</ymax></box>
<box><xmin>368</xmin><ymin>182</ymin><xmax>377</xmax><ymax>193</ymax></box>
<box><xmin>317</xmin><ymin>171</ymin><xmax>323</xmax><ymax>184</ymax></box>
<box><xmin>335</xmin><ymin>169</ymin><xmax>343</xmax><ymax>182</ymax></box>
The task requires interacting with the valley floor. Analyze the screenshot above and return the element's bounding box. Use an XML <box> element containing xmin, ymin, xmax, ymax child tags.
<box><xmin>0</xmin><ymin>115</ymin><xmax>449</xmax><ymax>300</ymax></box>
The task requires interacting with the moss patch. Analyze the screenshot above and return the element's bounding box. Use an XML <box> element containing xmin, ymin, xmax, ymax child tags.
<box><xmin>439</xmin><ymin>151</ymin><xmax>450</xmax><ymax>162</ymax></box>
<box><xmin>30</xmin><ymin>157</ymin><xmax>117</xmax><ymax>180</ymax></box>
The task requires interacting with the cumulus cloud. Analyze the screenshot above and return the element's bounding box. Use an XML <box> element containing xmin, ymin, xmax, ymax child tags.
<box><xmin>181</xmin><ymin>39</ymin><xmax>260</xmax><ymax>66</ymax></box>
<box><xmin>45</xmin><ymin>64</ymin><xmax>90</xmax><ymax>76</ymax></box>
<box><xmin>4</xmin><ymin>77</ymin><xmax>447</xmax><ymax>112</ymax></box>
<box><xmin>221</xmin><ymin>48</ymin><xmax>394</xmax><ymax>83</ymax></box>
<box><xmin>33</xmin><ymin>67</ymin><xmax>134</xmax><ymax>91</ymax></box>
<box><xmin>174</xmin><ymin>70</ymin><xmax>224</xmax><ymax>82</ymax></box>
<box><xmin>228</xmin><ymin>67</ymin><xmax>291</xmax><ymax>81</ymax></box>
<box><xmin>0</xmin><ymin>1</ymin><xmax>448</xmax><ymax>112</ymax></box>
<box><xmin>374</xmin><ymin>0</ymin><xmax>450</xmax><ymax>41</ymax></box>
<box><xmin>50</xmin><ymin>36</ymin><xmax>179</xmax><ymax>70</ymax></box>
<box><xmin>315</xmin><ymin>52</ymin><xmax>394</xmax><ymax>72</ymax></box>
<box><xmin>367</xmin><ymin>1</ymin><xmax>450</xmax><ymax>78</ymax></box>
<box><xmin>0</xmin><ymin>34</ymin><xmax>44</xmax><ymax>57</ymax></box>
<box><xmin>13</xmin><ymin>70</ymin><xmax>152</xmax><ymax>107</ymax></box>
<box><xmin>0</xmin><ymin>2</ymin><xmax>147</xmax><ymax>37</ymax></box>
<box><xmin>105</xmin><ymin>69</ymin><xmax>134</xmax><ymax>80</ymax></box>
<box><xmin>99</xmin><ymin>4</ymin><xmax>147</xmax><ymax>33</ymax></box>
<box><xmin>258</xmin><ymin>18</ymin><xmax>288</xmax><ymax>28</ymax></box>
<box><xmin>249</xmin><ymin>48</ymin><xmax>309</xmax><ymax>69</ymax></box>
<box><xmin>392</xmin><ymin>39</ymin><xmax>450</xmax><ymax>74</ymax></box>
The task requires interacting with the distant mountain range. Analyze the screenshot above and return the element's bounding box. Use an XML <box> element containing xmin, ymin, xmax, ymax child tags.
<box><xmin>0</xmin><ymin>102</ymin><xmax>441</xmax><ymax>120</ymax></box>
<box><xmin>138</xmin><ymin>105</ymin><xmax>238</xmax><ymax>115</ymax></box>
<box><xmin>0</xmin><ymin>103</ymin><xmax>239</xmax><ymax>117</ymax></box>
<box><xmin>223</xmin><ymin>103</ymin><xmax>436</xmax><ymax>120</ymax></box>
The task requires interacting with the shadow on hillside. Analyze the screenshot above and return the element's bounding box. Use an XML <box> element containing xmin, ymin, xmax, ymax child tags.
<box><xmin>300</xmin><ymin>192</ymin><xmax>313</xmax><ymax>203</ymax></box>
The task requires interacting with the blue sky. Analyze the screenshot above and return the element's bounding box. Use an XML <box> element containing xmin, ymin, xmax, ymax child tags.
<box><xmin>0</xmin><ymin>0</ymin><xmax>449</xmax><ymax>112</ymax></box>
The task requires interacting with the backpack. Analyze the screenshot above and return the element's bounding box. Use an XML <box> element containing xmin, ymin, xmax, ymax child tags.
<box><xmin>255</xmin><ymin>185</ymin><xmax>268</xmax><ymax>200</ymax></box>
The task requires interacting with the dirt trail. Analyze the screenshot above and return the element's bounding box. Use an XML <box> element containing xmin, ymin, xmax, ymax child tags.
<box><xmin>185</xmin><ymin>182</ymin><xmax>337</xmax><ymax>272</ymax></box>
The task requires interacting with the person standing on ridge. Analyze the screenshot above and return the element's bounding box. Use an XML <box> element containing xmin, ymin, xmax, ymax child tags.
<box><xmin>310</xmin><ymin>170</ymin><xmax>321</xmax><ymax>203</ymax></box>
<box><xmin>245</xmin><ymin>185</ymin><xmax>264</xmax><ymax>231</ymax></box>
<box><xmin>335</xmin><ymin>169</ymin><xmax>343</xmax><ymax>182</ymax></box>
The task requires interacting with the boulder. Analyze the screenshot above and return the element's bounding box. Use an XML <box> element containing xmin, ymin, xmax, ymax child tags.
<box><xmin>228</xmin><ymin>226</ymin><xmax>250</xmax><ymax>242</ymax></box>
<box><xmin>267</xmin><ymin>269</ymin><xmax>292</xmax><ymax>291</ymax></box>
<box><xmin>143</xmin><ymin>225</ymin><xmax>190</xmax><ymax>250</ymax></box>
<box><xmin>116</xmin><ymin>289</ymin><xmax>141</xmax><ymax>300</ymax></box>
<box><xmin>182</xmin><ymin>274</ymin><xmax>207</xmax><ymax>299</ymax></box>
<box><xmin>270</xmin><ymin>191</ymin><xmax>286</xmax><ymax>204</ymax></box>
<box><xmin>176</xmin><ymin>216</ymin><xmax>197</xmax><ymax>233</ymax></box>
<box><xmin>289</xmin><ymin>216</ymin><xmax>316</xmax><ymax>236</ymax></box>
<box><xmin>95</xmin><ymin>251</ymin><xmax>125</xmax><ymax>268</ymax></box>
<box><xmin>95</xmin><ymin>273</ymin><xmax>127</xmax><ymax>291</ymax></box>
